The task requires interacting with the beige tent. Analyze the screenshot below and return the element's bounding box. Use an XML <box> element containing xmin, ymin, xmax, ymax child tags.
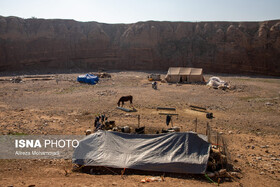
<box><xmin>165</xmin><ymin>67</ymin><xmax>205</xmax><ymax>83</ymax></box>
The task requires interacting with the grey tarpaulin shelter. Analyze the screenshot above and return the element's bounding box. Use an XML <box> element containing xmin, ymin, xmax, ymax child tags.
<box><xmin>73</xmin><ymin>131</ymin><xmax>211</xmax><ymax>174</ymax></box>
<box><xmin>165</xmin><ymin>67</ymin><xmax>205</xmax><ymax>83</ymax></box>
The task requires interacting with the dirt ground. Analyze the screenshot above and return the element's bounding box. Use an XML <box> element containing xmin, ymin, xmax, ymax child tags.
<box><xmin>0</xmin><ymin>71</ymin><xmax>279</xmax><ymax>187</ymax></box>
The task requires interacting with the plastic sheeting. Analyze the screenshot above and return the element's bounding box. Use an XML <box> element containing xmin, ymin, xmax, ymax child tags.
<box><xmin>73</xmin><ymin>131</ymin><xmax>211</xmax><ymax>174</ymax></box>
<box><xmin>77</xmin><ymin>74</ymin><xmax>99</xmax><ymax>85</ymax></box>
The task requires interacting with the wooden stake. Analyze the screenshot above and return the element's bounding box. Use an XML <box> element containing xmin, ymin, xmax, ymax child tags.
<box><xmin>195</xmin><ymin>118</ymin><xmax>197</xmax><ymax>132</ymax></box>
<box><xmin>138</xmin><ymin>115</ymin><xmax>140</xmax><ymax>128</ymax></box>
<box><xmin>216</xmin><ymin>131</ymin><xmax>219</xmax><ymax>149</ymax></box>
<box><xmin>206</xmin><ymin>122</ymin><xmax>210</xmax><ymax>142</ymax></box>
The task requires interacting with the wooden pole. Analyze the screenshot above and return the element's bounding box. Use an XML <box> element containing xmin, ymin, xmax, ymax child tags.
<box><xmin>138</xmin><ymin>115</ymin><xmax>140</xmax><ymax>128</ymax></box>
<box><xmin>195</xmin><ymin>118</ymin><xmax>197</xmax><ymax>132</ymax></box>
<box><xmin>206</xmin><ymin>122</ymin><xmax>210</xmax><ymax>142</ymax></box>
<box><xmin>190</xmin><ymin>105</ymin><xmax>207</xmax><ymax>111</ymax></box>
<box><xmin>158</xmin><ymin>113</ymin><xmax>178</xmax><ymax>116</ymax></box>
<box><xmin>216</xmin><ymin>131</ymin><xmax>219</xmax><ymax>149</ymax></box>
<box><xmin>157</xmin><ymin>107</ymin><xmax>176</xmax><ymax>111</ymax></box>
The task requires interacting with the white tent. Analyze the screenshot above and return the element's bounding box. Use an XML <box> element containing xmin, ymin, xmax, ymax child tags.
<box><xmin>165</xmin><ymin>67</ymin><xmax>205</xmax><ymax>83</ymax></box>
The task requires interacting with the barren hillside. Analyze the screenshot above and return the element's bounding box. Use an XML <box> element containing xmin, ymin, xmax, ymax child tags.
<box><xmin>0</xmin><ymin>16</ymin><xmax>279</xmax><ymax>75</ymax></box>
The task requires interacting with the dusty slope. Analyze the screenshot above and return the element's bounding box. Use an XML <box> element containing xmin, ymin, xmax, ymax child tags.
<box><xmin>0</xmin><ymin>16</ymin><xmax>280</xmax><ymax>75</ymax></box>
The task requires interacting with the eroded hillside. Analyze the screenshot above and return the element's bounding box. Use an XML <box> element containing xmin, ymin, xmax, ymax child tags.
<box><xmin>0</xmin><ymin>16</ymin><xmax>279</xmax><ymax>75</ymax></box>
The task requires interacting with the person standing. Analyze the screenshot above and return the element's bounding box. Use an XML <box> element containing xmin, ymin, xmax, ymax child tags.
<box><xmin>166</xmin><ymin>115</ymin><xmax>172</xmax><ymax>126</ymax></box>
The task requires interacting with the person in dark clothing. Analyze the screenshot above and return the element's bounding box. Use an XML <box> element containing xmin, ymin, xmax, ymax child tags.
<box><xmin>166</xmin><ymin>115</ymin><xmax>172</xmax><ymax>126</ymax></box>
<box><xmin>95</xmin><ymin>121</ymin><xmax>102</xmax><ymax>131</ymax></box>
<box><xmin>101</xmin><ymin>114</ymin><xmax>105</xmax><ymax>124</ymax></box>
<box><xmin>94</xmin><ymin>116</ymin><xmax>100</xmax><ymax>127</ymax></box>
<box><xmin>152</xmin><ymin>81</ymin><xmax>157</xmax><ymax>89</ymax></box>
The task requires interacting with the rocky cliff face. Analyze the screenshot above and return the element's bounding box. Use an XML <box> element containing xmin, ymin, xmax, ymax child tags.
<box><xmin>0</xmin><ymin>16</ymin><xmax>279</xmax><ymax>75</ymax></box>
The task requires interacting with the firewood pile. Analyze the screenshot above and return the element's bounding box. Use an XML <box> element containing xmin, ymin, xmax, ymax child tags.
<box><xmin>206</xmin><ymin>145</ymin><xmax>241</xmax><ymax>182</ymax></box>
<box><xmin>97</xmin><ymin>72</ymin><xmax>111</xmax><ymax>78</ymax></box>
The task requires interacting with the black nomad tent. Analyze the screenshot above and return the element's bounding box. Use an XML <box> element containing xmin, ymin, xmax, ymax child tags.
<box><xmin>73</xmin><ymin>131</ymin><xmax>211</xmax><ymax>174</ymax></box>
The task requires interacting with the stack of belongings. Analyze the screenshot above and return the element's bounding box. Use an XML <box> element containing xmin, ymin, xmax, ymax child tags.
<box><xmin>207</xmin><ymin>77</ymin><xmax>230</xmax><ymax>90</ymax></box>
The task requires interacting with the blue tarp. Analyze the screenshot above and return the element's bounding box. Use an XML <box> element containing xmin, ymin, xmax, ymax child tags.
<box><xmin>77</xmin><ymin>74</ymin><xmax>99</xmax><ymax>85</ymax></box>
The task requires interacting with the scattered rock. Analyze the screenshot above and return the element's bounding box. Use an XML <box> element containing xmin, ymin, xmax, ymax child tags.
<box><xmin>260</xmin><ymin>145</ymin><xmax>269</xmax><ymax>148</ymax></box>
<box><xmin>265</xmin><ymin>102</ymin><xmax>273</xmax><ymax>106</ymax></box>
<box><xmin>260</xmin><ymin>172</ymin><xmax>265</xmax><ymax>175</ymax></box>
<box><xmin>233</xmin><ymin>166</ymin><xmax>242</xmax><ymax>172</ymax></box>
<box><xmin>256</xmin><ymin>157</ymin><xmax>262</xmax><ymax>160</ymax></box>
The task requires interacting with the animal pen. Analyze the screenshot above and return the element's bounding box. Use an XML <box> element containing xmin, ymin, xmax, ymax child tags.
<box><xmin>193</xmin><ymin>118</ymin><xmax>231</xmax><ymax>165</ymax></box>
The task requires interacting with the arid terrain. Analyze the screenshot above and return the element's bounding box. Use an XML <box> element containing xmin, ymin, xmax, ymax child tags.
<box><xmin>0</xmin><ymin>71</ymin><xmax>279</xmax><ymax>187</ymax></box>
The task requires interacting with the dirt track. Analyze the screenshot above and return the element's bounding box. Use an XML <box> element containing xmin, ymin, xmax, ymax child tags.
<box><xmin>0</xmin><ymin>71</ymin><xmax>279</xmax><ymax>186</ymax></box>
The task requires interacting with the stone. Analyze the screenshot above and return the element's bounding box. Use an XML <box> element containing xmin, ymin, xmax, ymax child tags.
<box><xmin>265</xmin><ymin>102</ymin><xmax>273</xmax><ymax>106</ymax></box>
<box><xmin>256</xmin><ymin>157</ymin><xmax>262</xmax><ymax>160</ymax></box>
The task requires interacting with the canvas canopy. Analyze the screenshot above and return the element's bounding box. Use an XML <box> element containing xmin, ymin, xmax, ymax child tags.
<box><xmin>165</xmin><ymin>67</ymin><xmax>204</xmax><ymax>83</ymax></box>
<box><xmin>77</xmin><ymin>74</ymin><xmax>99</xmax><ymax>85</ymax></box>
<box><xmin>73</xmin><ymin>131</ymin><xmax>211</xmax><ymax>174</ymax></box>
